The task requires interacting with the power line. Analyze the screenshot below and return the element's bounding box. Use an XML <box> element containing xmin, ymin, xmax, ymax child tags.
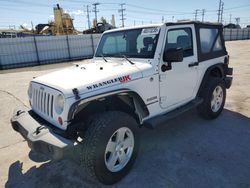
<box><xmin>224</xmin><ymin>4</ymin><xmax>250</xmax><ymax>10</ymax></box>
<box><xmin>118</xmin><ymin>3</ymin><xmax>126</xmax><ymax>27</ymax></box>
<box><xmin>126</xmin><ymin>9</ymin><xmax>193</xmax><ymax>16</ymax></box>
<box><xmin>1</xmin><ymin>0</ymin><xmax>250</xmax><ymax>29</ymax></box>
<box><xmin>59</xmin><ymin>0</ymin><xmax>93</xmax><ymax>3</ymax></box>
<box><xmin>126</xmin><ymin>3</ymin><xmax>191</xmax><ymax>14</ymax></box>
<box><xmin>126</xmin><ymin>16</ymin><xmax>159</xmax><ymax>22</ymax></box>
<box><xmin>0</xmin><ymin>0</ymin><xmax>50</xmax><ymax>7</ymax></box>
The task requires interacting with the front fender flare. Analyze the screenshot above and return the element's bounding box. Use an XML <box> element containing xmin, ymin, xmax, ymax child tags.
<box><xmin>67</xmin><ymin>89</ymin><xmax>149</xmax><ymax>124</ymax></box>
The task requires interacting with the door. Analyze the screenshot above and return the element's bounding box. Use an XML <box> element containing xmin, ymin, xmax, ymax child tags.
<box><xmin>159</xmin><ymin>25</ymin><xmax>199</xmax><ymax>109</ymax></box>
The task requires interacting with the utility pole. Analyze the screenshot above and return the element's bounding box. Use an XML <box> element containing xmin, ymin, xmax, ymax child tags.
<box><xmin>194</xmin><ymin>9</ymin><xmax>199</xmax><ymax>21</ymax></box>
<box><xmin>162</xmin><ymin>16</ymin><xmax>164</xmax><ymax>23</ymax></box>
<box><xmin>92</xmin><ymin>3</ymin><xmax>100</xmax><ymax>24</ymax></box>
<box><xmin>202</xmin><ymin>9</ymin><xmax>205</xmax><ymax>22</ymax></box>
<box><xmin>229</xmin><ymin>14</ymin><xmax>232</xmax><ymax>23</ymax></box>
<box><xmin>118</xmin><ymin>3</ymin><xmax>126</xmax><ymax>27</ymax></box>
<box><xmin>217</xmin><ymin>0</ymin><xmax>221</xmax><ymax>23</ymax></box>
<box><xmin>86</xmin><ymin>5</ymin><xmax>91</xmax><ymax>29</ymax></box>
<box><xmin>220</xmin><ymin>2</ymin><xmax>224</xmax><ymax>23</ymax></box>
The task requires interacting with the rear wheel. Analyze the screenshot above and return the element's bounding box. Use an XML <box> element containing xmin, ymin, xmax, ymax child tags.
<box><xmin>197</xmin><ymin>77</ymin><xmax>226</xmax><ymax>119</ymax></box>
<box><xmin>80</xmin><ymin>111</ymin><xmax>139</xmax><ymax>185</ymax></box>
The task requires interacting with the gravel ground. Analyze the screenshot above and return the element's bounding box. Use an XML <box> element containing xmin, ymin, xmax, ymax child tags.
<box><xmin>0</xmin><ymin>40</ymin><xmax>250</xmax><ymax>188</ymax></box>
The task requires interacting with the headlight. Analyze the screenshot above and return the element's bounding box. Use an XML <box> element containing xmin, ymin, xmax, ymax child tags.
<box><xmin>55</xmin><ymin>94</ymin><xmax>65</xmax><ymax>114</ymax></box>
<box><xmin>28</xmin><ymin>83</ymin><xmax>32</xmax><ymax>99</ymax></box>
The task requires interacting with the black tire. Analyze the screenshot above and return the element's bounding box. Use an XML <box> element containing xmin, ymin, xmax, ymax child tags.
<box><xmin>80</xmin><ymin>111</ymin><xmax>139</xmax><ymax>185</ymax></box>
<box><xmin>197</xmin><ymin>77</ymin><xmax>226</xmax><ymax>119</ymax></box>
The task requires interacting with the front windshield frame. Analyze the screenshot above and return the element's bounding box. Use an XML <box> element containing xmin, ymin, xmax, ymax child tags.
<box><xmin>95</xmin><ymin>27</ymin><xmax>160</xmax><ymax>59</ymax></box>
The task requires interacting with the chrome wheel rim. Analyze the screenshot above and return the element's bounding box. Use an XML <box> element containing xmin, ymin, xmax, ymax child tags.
<box><xmin>104</xmin><ymin>127</ymin><xmax>134</xmax><ymax>172</ymax></box>
<box><xmin>211</xmin><ymin>85</ymin><xmax>223</xmax><ymax>112</ymax></box>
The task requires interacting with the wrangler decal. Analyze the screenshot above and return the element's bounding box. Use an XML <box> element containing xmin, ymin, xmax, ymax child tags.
<box><xmin>86</xmin><ymin>75</ymin><xmax>131</xmax><ymax>90</ymax></box>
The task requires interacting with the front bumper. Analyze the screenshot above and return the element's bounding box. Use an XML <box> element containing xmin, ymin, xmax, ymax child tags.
<box><xmin>11</xmin><ymin>108</ymin><xmax>74</xmax><ymax>160</ymax></box>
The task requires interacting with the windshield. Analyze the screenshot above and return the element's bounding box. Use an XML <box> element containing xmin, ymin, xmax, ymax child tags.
<box><xmin>95</xmin><ymin>27</ymin><xmax>160</xmax><ymax>59</ymax></box>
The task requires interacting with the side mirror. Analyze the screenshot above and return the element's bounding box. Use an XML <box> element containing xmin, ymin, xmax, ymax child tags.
<box><xmin>163</xmin><ymin>48</ymin><xmax>184</xmax><ymax>63</ymax></box>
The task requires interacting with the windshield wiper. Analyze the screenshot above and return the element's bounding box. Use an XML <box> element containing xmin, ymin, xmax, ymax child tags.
<box><xmin>122</xmin><ymin>54</ymin><xmax>134</xmax><ymax>65</ymax></box>
<box><xmin>101</xmin><ymin>54</ymin><xmax>108</xmax><ymax>62</ymax></box>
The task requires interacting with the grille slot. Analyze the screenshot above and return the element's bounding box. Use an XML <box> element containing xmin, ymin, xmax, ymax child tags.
<box><xmin>32</xmin><ymin>87</ymin><xmax>54</xmax><ymax>118</ymax></box>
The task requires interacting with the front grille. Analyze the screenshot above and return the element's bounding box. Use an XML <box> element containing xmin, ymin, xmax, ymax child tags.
<box><xmin>32</xmin><ymin>87</ymin><xmax>54</xmax><ymax>118</ymax></box>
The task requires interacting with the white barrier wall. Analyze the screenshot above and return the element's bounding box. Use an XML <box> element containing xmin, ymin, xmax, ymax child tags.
<box><xmin>0</xmin><ymin>34</ymin><xmax>102</xmax><ymax>69</ymax></box>
<box><xmin>223</xmin><ymin>28</ymin><xmax>250</xmax><ymax>41</ymax></box>
<box><xmin>0</xmin><ymin>37</ymin><xmax>38</xmax><ymax>67</ymax></box>
<box><xmin>0</xmin><ymin>30</ymin><xmax>249</xmax><ymax>70</ymax></box>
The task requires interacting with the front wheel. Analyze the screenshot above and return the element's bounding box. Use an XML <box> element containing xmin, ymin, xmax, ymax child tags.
<box><xmin>197</xmin><ymin>77</ymin><xmax>226</xmax><ymax>119</ymax></box>
<box><xmin>80</xmin><ymin>111</ymin><xmax>139</xmax><ymax>185</ymax></box>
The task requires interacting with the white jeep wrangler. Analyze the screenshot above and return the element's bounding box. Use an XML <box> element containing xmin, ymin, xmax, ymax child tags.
<box><xmin>11</xmin><ymin>21</ymin><xmax>233</xmax><ymax>184</ymax></box>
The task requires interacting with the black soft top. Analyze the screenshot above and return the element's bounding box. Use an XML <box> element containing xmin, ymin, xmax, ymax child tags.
<box><xmin>165</xmin><ymin>21</ymin><xmax>227</xmax><ymax>62</ymax></box>
<box><xmin>165</xmin><ymin>21</ymin><xmax>223</xmax><ymax>27</ymax></box>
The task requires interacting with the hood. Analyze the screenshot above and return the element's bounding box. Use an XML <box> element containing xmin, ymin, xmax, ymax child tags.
<box><xmin>33</xmin><ymin>60</ymin><xmax>152</xmax><ymax>98</ymax></box>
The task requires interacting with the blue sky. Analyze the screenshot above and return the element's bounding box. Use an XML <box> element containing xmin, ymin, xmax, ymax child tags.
<box><xmin>0</xmin><ymin>0</ymin><xmax>250</xmax><ymax>31</ymax></box>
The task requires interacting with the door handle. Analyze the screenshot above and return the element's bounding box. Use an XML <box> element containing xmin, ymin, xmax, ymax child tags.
<box><xmin>188</xmin><ymin>62</ymin><xmax>199</xmax><ymax>67</ymax></box>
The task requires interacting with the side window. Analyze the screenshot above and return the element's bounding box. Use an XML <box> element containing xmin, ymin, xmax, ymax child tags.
<box><xmin>200</xmin><ymin>28</ymin><xmax>222</xmax><ymax>53</ymax></box>
<box><xmin>165</xmin><ymin>28</ymin><xmax>193</xmax><ymax>57</ymax></box>
<box><xmin>213</xmin><ymin>35</ymin><xmax>223</xmax><ymax>51</ymax></box>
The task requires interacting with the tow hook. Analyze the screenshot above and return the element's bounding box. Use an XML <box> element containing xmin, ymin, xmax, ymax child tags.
<box><xmin>35</xmin><ymin>125</ymin><xmax>47</xmax><ymax>135</ymax></box>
